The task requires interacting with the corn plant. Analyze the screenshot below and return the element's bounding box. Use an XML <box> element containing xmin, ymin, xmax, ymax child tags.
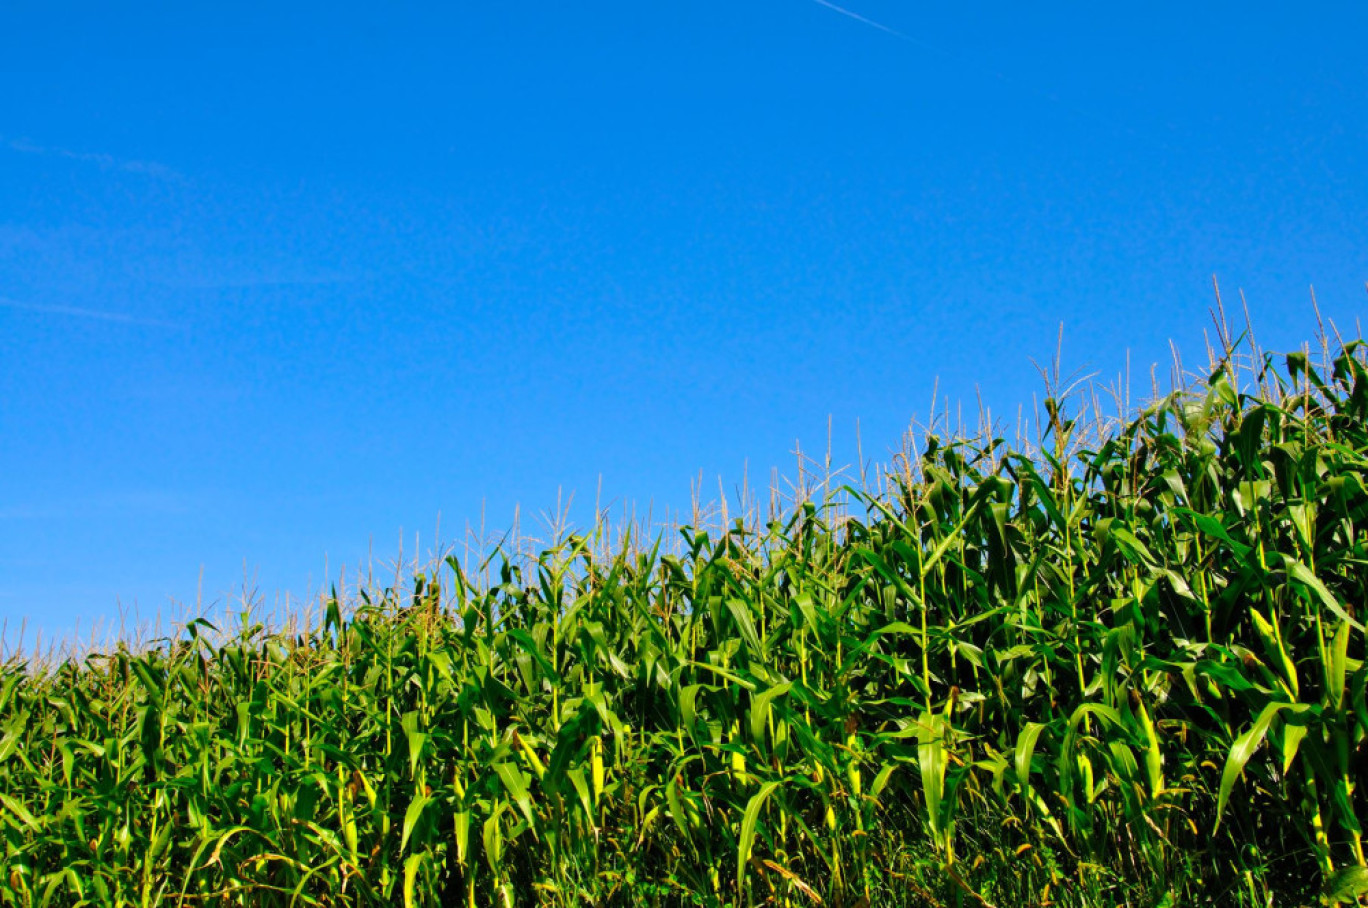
<box><xmin>2</xmin><ymin>329</ymin><xmax>1367</xmax><ymax>907</ymax></box>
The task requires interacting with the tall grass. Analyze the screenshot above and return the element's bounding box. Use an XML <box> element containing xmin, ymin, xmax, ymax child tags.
<box><xmin>3</xmin><ymin>322</ymin><xmax>1368</xmax><ymax>906</ymax></box>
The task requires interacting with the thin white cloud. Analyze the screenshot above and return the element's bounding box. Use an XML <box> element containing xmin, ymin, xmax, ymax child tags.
<box><xmin>0</xmin><ymin>296</ymin><xmax>176</xmax><ymax>328</ymax></box>
<box><xmin>0</xmin><ymin>491</ymin><xmax>194</xmax><ymax>521</ymax></box>
<box><xmin>0</xmin><ymin>505</ymin><xmax>66</xmax><ymax>520</ymax></box>
<box><xmin>158</xmin><ymin>271</ymin><xmax>356</xmax><ymax>291</ymax></box>
<box><xmin>3</xmin><ymin>136</ymin><xmax>183</xmax><ymax>181</ymax></box>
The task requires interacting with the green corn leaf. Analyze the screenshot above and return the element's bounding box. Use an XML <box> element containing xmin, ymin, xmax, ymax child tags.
<box><xmin>794</xmin><ymin>592</ymin><xmax>821</xmax><ymax>634</ymax></box>
<box><xmin>1216</xmin><ymin>701</ymin><xmax>1311</xmax><ymax>830</ymax></box>
<box><xmin>1014</xmin><ymin>722</ymin><xmax>1047</xmax><ymax>793</ymax></box>
<box><xmin>918</xmin><ymin>713</ymin><xmax>949</xmax><ymax>842</ymax></box>
<box><xmin>403</xmin><ymin>853</ymin><xmax>424</xmax><ymax>908</ymax></box>
<box><xmin>0</xmin><ymin>793</ymin><xmax>39</xmax><ymax>831</ymax></box>
<box><xmin>453</xmin><ymin>810</ymin><xmax>471</xmax><ymax>865</ymax></box>
<box><xmin>1174</xmin><ymin>508</ymin><xmax>1251</xmax><ymax>557</ymax></box>
<box><xmin>749</xmin><ymin>682</ymin><xmax>792</xmax><ymax>743</ymax></box>
<box><xmin>869</xmin><ymin>763</ymin><xmax>898</xmax><ymax>803</ymax></box>
<box><xmin>483</xmin><ymin>803</ymin><xmax>506</xmax><ymax>873</ymax></box>
<box><xmin>725</xmin><ymin>598</ymin><xmax>766</xmax><ymax>659</ymax></box>
<box><xmin>0</xmin><ymin>727</ymin><xmax>20</xmax><ymax>765</ymax></box>
<box><xmin>1108</xmin><ymin>525</ymin><xmax>1157</xmax><ymax>566</ymax></box>
<box><xmin>687</xmin><ymin>661</ymin><xmax>756</xmax><ymax>692</ymax></box>
<box><xmin>1249</xmin><ymin>608</ymin><xmax>1297</xmax><ymax>698</ymax></box>
<box><xmin>400</xmin><ymin>792</ymin><xmax>432</xmax><ymax>854</ymax></box>
<box><xmin>495</xmin><ymin>762</ymin><xmax>536</xmax><ymax>828</ymax></box>
<box><xmin>1285</xmin><ymin>556</ymin><xmax>1364</xmax><ymax>632</ymax></box>
<box><xmin>1329</xmin><ymin>619</ymin><xmax>1351</xmax><ymax>707</ymax></box>
<box><xmin>665</xmin><ymin>777</ymin><xmax>692</xmax><ymax>840</ymax></box>
<box><xmin>679</xmin><ymin>684</ymin><xmax>707</xmax><ymax>735</ymax></box>
<box><xmin>1136</xmin><ymin>699</ymin><xmax>1164</xmax><ymax>799</ymax></box>
<box><xmin>566</xmin><ymin>768</ymin><xmax>595</xmax><ymax>826</ymax></box>
<box><xmin>737</xmin><ymin>779</ymin><xmax>783</xmax><ymax>895</ymax></box>
<box><xmin>1323</xmin><ymin>865</ymin><xmax>1368</xmax><ymax>904</ymax></box>
<box><xmin>130</xmin><ymin>661</ymin><xmax>164</xmax><ymax>708</ymax></box>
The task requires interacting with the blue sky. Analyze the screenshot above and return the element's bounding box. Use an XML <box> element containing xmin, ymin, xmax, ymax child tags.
<box><xmin>2</xmin><ymin>2</ymin><xmax>1365</xmax><ymax>641</ymax></box>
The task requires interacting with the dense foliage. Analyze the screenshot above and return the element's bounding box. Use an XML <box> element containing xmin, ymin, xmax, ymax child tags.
<box><xmin>4</xmin><ymin>336</ymin><xmax>1368</xmax><ymax>907</ymax></box>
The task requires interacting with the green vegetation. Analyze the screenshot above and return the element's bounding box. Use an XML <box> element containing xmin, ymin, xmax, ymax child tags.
<box><xmin>4</xmin><ymin>327</ymin><xmax>1368</xmax><ymax>907</ymax></box>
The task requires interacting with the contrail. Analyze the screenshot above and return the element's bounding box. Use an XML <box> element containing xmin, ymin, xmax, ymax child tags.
<box><xmin>808</xmin><ymin>0</ymin><xmax>955</xmax><ymax>59</ymax></box>
<box><xmin>805</xmin><ymin>0</ymin><xmax>1168</xmax><ymax>152</ymax></box>
<box><xmin>0</xmin><ymin>297</ymin><xmax>174</xmax><ymax>327</ymax></box>
<box><xmin>808</xmin><ymin>0</ymin><xmax>1018</xmax><ymax>68</ymax></box>
<box><xmin>809</xmin><ymin>0</ymin><xmax>911</xmax><ymax>41</ymax></box>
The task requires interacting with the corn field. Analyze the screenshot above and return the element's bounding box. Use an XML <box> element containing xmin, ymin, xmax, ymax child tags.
<box><xmin>4</xmin><ymin>330</ymin><xmax>1368</xmax><ymax>906</ymax></box>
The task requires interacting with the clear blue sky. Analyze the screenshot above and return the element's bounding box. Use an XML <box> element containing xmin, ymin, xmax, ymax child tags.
<box><xmin>2</xmin><ymin>2</ymin><xmax>1365</xmax><ymax>641</ymax></box>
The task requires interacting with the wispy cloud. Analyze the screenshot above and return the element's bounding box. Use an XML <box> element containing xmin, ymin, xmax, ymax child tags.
<box><xmin>0</xmin><ymin>504</ymin><xmax>65</xmax><ymax>521</ymax></box>
<box><xmin>0</xmin><ymin>296</ymin><xmax>176</xmax><ymax>328</ymax></box>
<box><xmin>3</xmin><ymin>136</ymin><xmax>183</xmax><ymax>181</ymax></box>
<box><xmin>0</xmin><ymin>490</ymin><xmax>195</xmax><ymax>521</ymax></box>
<box><xmin>158</xmin><ymin>271</ymin><xmax>356</xmax><ymax>291</ymax></box>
